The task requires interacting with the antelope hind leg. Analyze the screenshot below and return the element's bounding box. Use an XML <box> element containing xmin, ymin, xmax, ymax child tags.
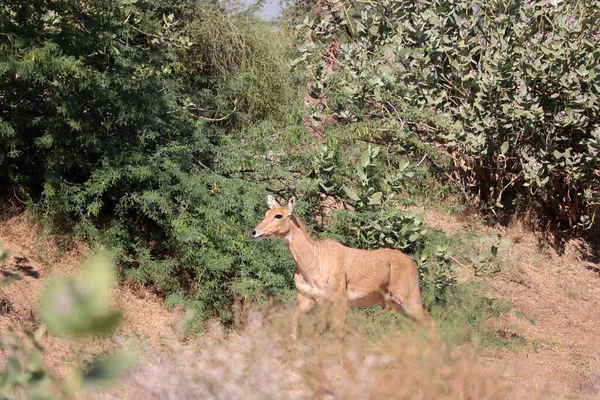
<box><xmin>388</xmin><ymin>289</ymin><xmax>437</xmax><ymax>337</ymax></box>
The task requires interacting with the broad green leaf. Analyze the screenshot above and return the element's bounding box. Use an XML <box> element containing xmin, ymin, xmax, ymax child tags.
<box><xmin>500</xmin><ymin>141</ymin><xmax>509</xmax><ymax>155</ymax></box>
<box><xmin>414</xmin><ymin>212</ymin><xmax>425</xmax><ymax>225</ymax></box>
<box><xmin>478</xmin><ymin>249</ymin><xmax>491</xmax><ymax>263</ymax></box>
<box><xmin>408</xmin><ymin>233</ymin><xmax>420</xmax><ymax>242</ymax></box>
<box><xmin>343</xmin><ymin>186</ymin><xmax>361</xmax><ymax>201</ymax></box>
<box><xmin>39</xmin><ymin>251</ymin><xmax>122</xmax><ymax>336</ymax></box>
<box><xmin>82</xmin><ymin>352</ymin><xmax>137</xmax><ymax>388</ymax></box>
<box><xmin>577</xmin><ymin>65</ymin><xmax>588</xmax><ymax>76</ymax></box>
<box><xmin>76</xmin><ymin>252</ymin><xmax>116</xmax><ymax>314</ymax></box>
<box><xmin>361</xmin><ymin>148</ymin><xmax>370</xmax><ymax>168</ymax></box>
<box><xmin>368</xmin><ymin>192</ymin><xmax>383</xmax><ymax>205</ymax></box>
<box><xmin>356</xmin><ymin>165</ymin><xmax>367</xmax><ymax>181</ymax></box>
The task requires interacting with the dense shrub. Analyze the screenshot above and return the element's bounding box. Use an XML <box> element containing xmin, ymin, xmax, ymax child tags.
<box><xmin>179</xmin><ymin>6</ymin><xmax>299</xmax><ymax>123</ymax></box>
<box><xmin>293</xmin><ymin>0</ymin><xmax>600</xmax><ymax>229</ymax></box>
<box><xmin>0</xmin><ymin>0</ymin><xmax>482</xmax><ymax>323</ymax></box>
<box><xmin>0</xmin><ymin>0</ymin><xmax>298</xmax><ymax>321</ymax></box>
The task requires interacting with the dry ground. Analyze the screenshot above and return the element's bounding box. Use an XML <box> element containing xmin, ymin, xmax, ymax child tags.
<box><xmin>0</xmin><ymin>213</ymin><xmax>178</xmax><ymax>377</ymax></box>
<box><xmin>424</xmin><ymin>209</ymin><xmax>600</xmax><ymax>399</ymax></box>
<box><xmin>1</xmin><ymin>211</ymin><xmax>599</xmax><ymax>399</ymax></box>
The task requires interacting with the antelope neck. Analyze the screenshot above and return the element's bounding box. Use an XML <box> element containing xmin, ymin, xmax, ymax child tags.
<box><xmin>285</xmin><ymin>215</ymin><xmax>321</xmax><ymax>277</ymax></box>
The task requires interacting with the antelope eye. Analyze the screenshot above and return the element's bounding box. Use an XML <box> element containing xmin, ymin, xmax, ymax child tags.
<box><xmin>274</xmin><ymin>214</ymin><xmax>283</xmax><ymax>219</ymax></box>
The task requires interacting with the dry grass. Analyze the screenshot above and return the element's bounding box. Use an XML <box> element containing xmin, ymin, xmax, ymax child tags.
<box><xmin>94</xmin><ymin>308</ymin><xmax>508</xmax><ymax>400</ymax></box>
<box><xmin>400</xmin><ymin>206</ymin><xmax>600</xmax><ymax>398</ymax></box>
<box><xmin>480</xmin><ymin>220</ymin><xmax>600</xmax><ymax>399</ymax></box>
<box><xmin>0</xmin><ymin>213</ymin><xmax>177</xmax><ymax>376</ymax></box>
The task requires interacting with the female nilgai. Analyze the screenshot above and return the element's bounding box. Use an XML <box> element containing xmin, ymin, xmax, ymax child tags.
<box><xmin>250</xmin><ymin>196</ymin><xmax>432</xmax><ymax>338</ymax></box>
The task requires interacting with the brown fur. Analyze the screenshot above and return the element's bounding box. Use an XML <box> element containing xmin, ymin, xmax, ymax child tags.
<box><xmin>251</xmin><ymin>196</ymin><xmax>432</xmax><ymax>339</ymax></box>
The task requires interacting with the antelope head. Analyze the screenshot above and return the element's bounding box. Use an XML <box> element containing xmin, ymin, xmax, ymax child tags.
<box><xmin>250</xmin><ymin>195</ymin><xmax>296</xmax><ymax>240</ymax></box>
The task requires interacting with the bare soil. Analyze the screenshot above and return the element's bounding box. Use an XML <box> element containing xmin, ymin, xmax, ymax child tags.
<box><xmin>0</xmin><ymin>213</ymin><xmax>178</xmax><ymax>376</ymax></box>
<box><xmin>424</xmin><ymin>209</ymin><xmax>600</xmax><ymax>399</ymax></box>
<box><xmin>1</xmin><ymin>210</ymin><xmax>599</xmax><ymax>399</ymax></box>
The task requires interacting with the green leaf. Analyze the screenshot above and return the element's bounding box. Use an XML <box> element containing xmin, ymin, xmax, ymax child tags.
<box><xmin>87</xmin><ymin>311</ymin><xmax>124</xmax><ymax>334</ymax></box>
<box><xmin>491</xmin><ymin>243</ymin><xmax>499</xmax><ymax>257</ymax></box>
<box><xmin>414</xmin><ymin>212</ymin><xmax>425</xmax><ymax>225</ymax></box>
<box><xmin>478</xmin><ymin>249</ymin><xmax>491</xmax><ymax>263</ymax></box>
<box><xmin>371</xmin><ymin>146</ymin><xmax>380</xmax><ymax>158</ymax></box>
<box><xmin>356</xmin><ymin>164</ymin><xmax>367</xmax><ymax>181</ymax></box>
<box><xmin>361</xmin><ymin>148</ymin><xmax>370</xmax><ymax>168</ymax></box>
<box><xmin>82</xmin><ymin>352</ymin><xmax>137</xmax><ymax>388</ymax></box>
<box><xmin>500</xmin><ymin>141</ymin><xmax>509</xmax><ymax>155</ymax></box>
<box><xmin>39</xmin><ymin>251</ymin><xmax>122</xmax><ymax>336</ymax></box>
<box><xmin>368</xmin><ymin>192</ymin><xmax>383</xmax><ymax>205</ymax></box>
<box><xmin>76</xmin><ymin>252</ymin><xmax>116</xmax><ymax>314</ymax></box>
<box><xmin>408</xmin><ymin>233</ymin><xmax>420</xmax><ymax>242</ymax></box>
<box><xmin>577</xmin><ymin>65</ymin><xmax>588</xmax><ymax>76</ymax></box>
<box><xmin>343</xmin><ymin>186</ymin><xmax>361</xmax><ymax>201</ymax></box>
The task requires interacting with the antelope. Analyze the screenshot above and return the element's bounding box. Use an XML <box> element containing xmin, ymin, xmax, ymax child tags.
<box><xmin>250</xmin><ymin>195</ymin><xmax>432</xmax><ymax>339</ymax></box>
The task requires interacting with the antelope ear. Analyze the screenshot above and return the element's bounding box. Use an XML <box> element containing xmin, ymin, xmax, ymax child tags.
<box><xmin>267</xmin><ymin>195</ymin><xmax>280</xmax><ymax>209</ymax></box>
<box><xmin>287</xmin><ymin>197</ymin><xmax>296</xmax><ymax>214</ymax></box>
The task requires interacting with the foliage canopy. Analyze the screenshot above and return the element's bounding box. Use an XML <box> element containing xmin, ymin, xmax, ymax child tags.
<box><xmin>0</xmin><ymin>0</ymin><xmax>300</xmax><ymax>321</ymax></box>
<box><xmin>293</xmin><ymin>0</ymin><xmax>600</xmax><ymax>229</ymax></box>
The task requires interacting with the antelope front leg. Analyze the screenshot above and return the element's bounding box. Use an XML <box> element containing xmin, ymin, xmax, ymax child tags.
<box><xmin>332</xmin><ymin>294</ymin><xmax>348</xmax><ymax>339</ymax></box>
<box><xmin>329</xmin><ymin>273</ymin><xmax>349</xmax><ymax>338</ymax></box>
<box><xmin>291</xmin><ymin>292</ymin><xmax>315</xmax><ymax>340</ymax></box>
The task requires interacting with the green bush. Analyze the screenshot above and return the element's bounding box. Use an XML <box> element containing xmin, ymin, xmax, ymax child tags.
<box><xmin>0</xmin><ymin>0</ymin><xmax>299</xmax><ymax>322</ymax></box>
<box><xmin>179</xmin><ymin>6</ymin><xmax>300</xmax><ymax>124</ymax></box>
<box><xmin>293</xmin><ymin>0</ymin><xmax>600</xmax><ymax>229</ymax></box>
<box><xmin>0</xmin><ymin>0</ymin><xmax>499</xmax><ymax>324</ymax></box>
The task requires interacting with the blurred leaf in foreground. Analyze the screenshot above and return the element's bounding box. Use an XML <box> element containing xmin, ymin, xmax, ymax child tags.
<box><xmin>80</xmin><ymin>352</ymin><xmax>137</xmax><ymax>388</ymax></box>
<box><xmin>39</xmin><ymin>251</ymin><xmax>122</xmax><ymax>336</ymax></box>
